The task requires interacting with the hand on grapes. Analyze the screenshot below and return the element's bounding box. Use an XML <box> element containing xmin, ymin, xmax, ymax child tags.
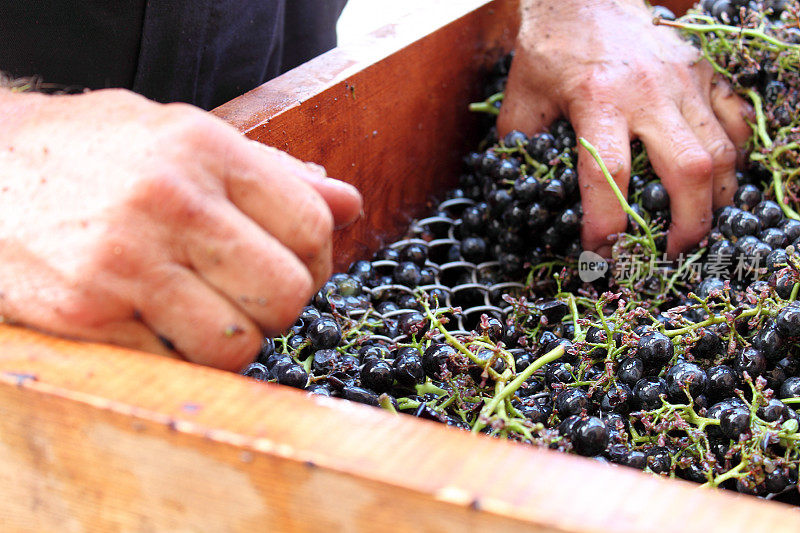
<box><xmin>0</xmin><ymin>88</ymin><xmax>362</xmax><ymax>370</ymax></box>
<box><xmin>498</xmin><ymin>0</ymin><xmax>753</xmax><ymax>257</ymax></box>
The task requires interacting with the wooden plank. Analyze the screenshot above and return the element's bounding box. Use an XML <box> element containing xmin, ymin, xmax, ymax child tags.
<box><xmin>213</xmin><ymin>0</ymin><xmax>520</xmax><ymax>271</ymax></box>
<box><xmin>1</xmin><ymin>323</ymin><xmax>798</xmax><ymax>532</ymax></box>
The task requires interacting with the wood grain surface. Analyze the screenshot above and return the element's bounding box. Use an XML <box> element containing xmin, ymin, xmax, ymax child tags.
<box><xmin>1</xmin><ymin>323</ymin><xmax>799</xmax><ymax>533</ymax></box>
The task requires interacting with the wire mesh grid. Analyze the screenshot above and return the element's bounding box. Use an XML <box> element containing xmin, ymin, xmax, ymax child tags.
<box><xmin>345</xmin><ymin>196</ymin><xmax>526</xmax><ymax>344</ymax></box>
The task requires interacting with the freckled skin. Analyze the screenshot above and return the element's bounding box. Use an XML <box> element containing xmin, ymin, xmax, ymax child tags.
<box><xmin>498</xmin><ymin>0</ymin><xmax>753</xmax><ymax>258</ymax></box>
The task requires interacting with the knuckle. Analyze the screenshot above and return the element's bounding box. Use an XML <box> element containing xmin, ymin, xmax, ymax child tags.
<box><xmin>212</xmin><ymin>328</ymin><xmax>263</xmax><ymax>372</ymax></box>
<box><xmin>673</xmin><ymin>146</ymin><xmax>713</xmax><ymax>182</ymax></box>
<box><xmin>270</xmin><ymin>267</ymin><xmax>314</xmax><ymax>332</ymax></box>
<box><xmin>51</xmin><ymin>291</ymin><xmax>108</xmax><ymax>329</ymax></box>
<box><xmin>706</xmin><ymin>138</ymin><xmax>737</xmax><ymax>171</ymax></box>
<box><xmin>129</xmin><ymin>172</ymin><xmax>205</xmax><ymax>226</ymax></box>
<box><xmin>295</xmin><ymin>199</ymin><xmax>334</xmax><ymax>258</ymax></box>
<box><xmin>159</xmin><ymin>104</ymin><xmax>220</xmax><ymax>150</ymax></box>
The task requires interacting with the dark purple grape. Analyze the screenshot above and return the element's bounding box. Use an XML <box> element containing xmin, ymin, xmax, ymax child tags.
<box><xmin>776</xmin><ymin>304</ymin><xmax>800</xmax><ymax>338</ymax></box>
<box><xmin>572</xmin><ymin>417</ymin><xmax>608</xmax><ymax>456</ymax></box>
<box><xmin>636</xmin><ymin>332</ymin><xmax>674</xmax><ymax>368</ymax></box>
<box><xmin>706</xmin><ymin>365</ymin><xmax>738</xmax><ymax>401</ymax></box>
<box><xmin>307</xmin><ymin>317</ymin><xmax>342</xmax><ymax>350</ymax></box>
<box><xmin>422</xmin><ymin>343</ymin><xmax>457</xmax><ymax>379</ymax></box>
<box><xmin>342</xmin><ymin>385</ymin><xmax>381</xmax><ymax>406</ymax></box>
<box><xmin>641</xmin><ymin>182</ymin><xmax>670</xmax><ymax>211</ymax></box>
<box><xmin>735</xmin><ymin>346</ymin><xmax>767</xmax><ymax>377</ymax></box>
<box><xmin>273</xmin><ymin>362</ymin><xmax>309</xmax><ymax>389</ymax></box>
<box><xmin>752</xmin><ymin>200</ymin><xmax>783</xmax><ymax>228</ymax></box>
<box><xmin>645</xmin><ymin>446</ymin><xmax>671</xmax><ymax>474</ymax></box>
<box><xmin>733</xmin><ymin>184</ymin><xmax>762</xmax><ymax>211</ymax></box>
<box><xmin>555</xmin><ymin>388</ymin><xmax>589</xmax><ymax>417</ymax></box>
<box><xmin>731</xmin><ymin>210</ymin><xmax>763</xmax><ymax>237</ymax></box>
<box><xmin>633</xmin><ymin>377</ymin><xmax>667</xmax><ymax>410</ymax></box>
<box><xmin>780</xmin><ymin>377</ymin><xmax>800</xmax><ymax>400</ymax></box>
<box><xmin>513</xmin><ymin>176</ymin><xmax>540</xmax><ymax>203</ymax></box>
<box><xmin>617</xmin><ymin>357</ymin><xmax>644</xmax><ymax>387</ymax></box>
<box><xmin>360</xmin><ymin>358</ymin><xmax>394</xmax><ymax>393</ymax></box>
<box><xmin>242</xmin><ymin>362</ymin><xmax>271</xmax><ymax>381</ymax></box>
<box><xmin>666</xmin><ymin>362</ymin><xmax>707</xmax><ymax>402</ymax></box>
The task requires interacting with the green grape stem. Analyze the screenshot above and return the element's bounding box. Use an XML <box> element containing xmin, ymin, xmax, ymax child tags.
<box><xmin>579</xmin><ymin>138</ymin><xmax>658</xmax><ymax>255</ymax></box>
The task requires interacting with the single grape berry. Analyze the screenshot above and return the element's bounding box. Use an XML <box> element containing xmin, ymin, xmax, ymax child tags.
<box><xmin>665</xmin><ymin>362</ymin><xmax>707</xmax><ymax>402</ymax></box>
<box><xmin>751</xmin><ymin>324</ymin><xmax>788</xmax><ymax>362</ymax></box>
<box><xmin>780</xmin><ymin>377</ymin><xmax>800</xmax><ymax>400</ymax></box>
<box><xmin>273</xmin><ymin>362</ymin><xmax>309</xmax><ymax>389</ymax></box>
<box><xmin>555</xmin><ymin>388</ymin><xmax>589</xmax><ymax>418</ymax></box>
<box><xmin>342</xmin><ymin>385</ymin><xmax>381</xmax><ymax>406</ymax></box>
<box><xmin>307</xmin><ymin>317</ymin><xmax>342</xmax><ymax>350</ymax></box>
<box><xmin>571</xmin><ymin>417</ymin><xmax>609</xmax><ymax>457</ymax></box>
<box><xmin>397</xmin><ymin>311</ymin><xmax>428</xmax><ymax>337</ymax></box>
<box><xmin>600</xmin><ymin>383</ymin><xmax>633</xmax><ymax>414</ymax></box>
<box><xmin>733</xmin><ymin>184</ymin><xmax>762</xmax><ymax>211</ymax></box>
<box><xmin>735</xmin><ymin>346</ymin><xmax>767</xmax><ymax>377</ymax></box>
<box><xmin>393</xmin><ymin>261</ymin><xmax>423</xmax><ymax>287</ymax></box>
<box><xmin>242</xmin><ymin>362</ymin><xmax>271</xmax><ymax>382</ymax></box>
<box><xmin>645</xmin><ymin>447</ymin><xmax>671</xmax><ymax>475</ymax></box>
<box><xmin>616</xmin><ymin>357</ymin><xmax>644</xmax><ymax>387</ymax></box>
<box><xmin>513</xmin><ymin>176</ymin><xmax>540</xmax><ymax>203</ymax></box>
<box><xmin>752</xmin><ymin>200</ymin><xmax>783</xmax><ymax>228</ymax></box>
<box><xmin>705</xmin><ymin>365</ymin><xmax>738</xmax><ymax>401</ymax></box>
<box><xmin>633</xmin><ymin>377</ymin><xmax>667</xmax><ymax>410</ymax></box>
<box><xmin>641</xmin><ymin>182</ymin><xmax>670</xmax><ymax>212</ymax></box>
<box><xmin>720</xmin><ymin>405</ymin><xmax>751</xmax><ymax>440</ymax></box>
<box><xmin>392</xmin><ymin>347</ymin><xmax>425</xmax><ymax>387</ymax></box>
<box><xmin>545</xmin><ymin>362</ymin><xmax>575</xmax><ymax>388</ymax></box>
<box><xmin>730</xmin><ymin>210</ymin><xmax>763</xmax><ymax>237</ymax></box>
<box><xmin>540</xmin><ymin>179</ymin><xmax>566</xmax><ymax>208</ymax></box>
<box><xmin>422</xmin><ymin>343</ymin><xmax>457</xmax><ymax>379</ymax></box>
<box><xmin>461</xmin><ymin>236</ymin><xmax>487</xmax><ymax>263</ymax></box>
<box><xmin>776</xmin><ymin>304</ymin><xmax>800</xmax><ymax>338</ymax></box>
<box><xmin>758</xmin><ymin>398</ymin><xmax>788</xmax><ymax>423</ymax></box>
<box><xmin>636</xmin><ymin>332</ymin><xmax>674</xmax><ymax>368</ymax></box>
<box><xmin>360</xmin><ymin>359</ymin><xmax>394</xmax><ymax>393</ymax></box>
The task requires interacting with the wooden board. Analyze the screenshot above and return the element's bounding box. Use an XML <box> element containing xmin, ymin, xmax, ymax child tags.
<box><xmin>2</xmin><ymin>324</ymin><xmax>799</xmax><ymax>532</ymax></box>
<box><xmin>2</xmin><ymin>1</ymin><xmax>796</xmax><ymax>531</ymax></box>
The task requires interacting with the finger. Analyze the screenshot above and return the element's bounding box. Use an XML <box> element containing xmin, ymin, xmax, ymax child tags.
<box><xmin>710</xmin><ymin>76</ymin><xmax>754</xmax><ymax>151</ymax></box>
<box><xmin>135</xmin><ymin>263</ymin><xmax>264</xmax><ymax>371</ymax></box>
<box><xmin>633</xmin><ymin>105</ymin><xmax>713</xmax><ymax>257</ymax></box>
<box><xmin>178</xmin><ymin>196</ymin><xmax>318</xmax><ymax>336</ymax></box>
<box><xmin>40</xmin><ymin>317</ymin><xmax>178</xmax><ymax>359</ymax></box>
<box><xmin>298</xmin><ymin>171</ymin><xmax>363</xmax><ymax>230</ymax></box>
<box><xmin>251</xmin><ymin>143</ymin><xmax>362</xmax><ymax>228</ymax></box>
<box><xmin>497</xmin><ymin>67</ymin><xmax>560</xmax><ymax>137</ymax></box>
<box><xmin>680</xmin><ymin>94</ymin><xmax>738</xmax><ymax>208</ymax></box>
<box><xmin>570</xmin><ymin>102</ymin><xmax>631</xmax><ymax>258</ymax></box>
<box><xmin>81</xmin><ymin>320</ymin><xmax>180</xmax><ymax>359</ymax></box>
<box><xmin>207</xmin><ymin>135</ymin><xmax>336</xmax><ymax>284</ymax></box>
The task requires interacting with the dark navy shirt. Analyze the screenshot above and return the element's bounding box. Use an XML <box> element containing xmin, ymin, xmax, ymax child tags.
<box><xmin>0</xmin><ymin>1</ymin><xmax>347</xmax><ymax>109</ymax></box>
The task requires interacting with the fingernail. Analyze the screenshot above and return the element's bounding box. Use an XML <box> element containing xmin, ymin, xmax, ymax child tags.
<box><xmin>334</xmin><ymin>207</ymin><xmax>364</xmax><ymax>231</ymax></box>
<box><xmin>321</xmin><ymin>176</ymin><xmax>361</xmax><ymax>197</ymax></box>
<box><xmin>596</xmin><ymin>245</ymin><xmax>612</xmax><ymax>259</ymax></box>
<box><xmin>304</xmin><ymin>161</ymin><xmax>327</xmax><ymax>176</ymax></box>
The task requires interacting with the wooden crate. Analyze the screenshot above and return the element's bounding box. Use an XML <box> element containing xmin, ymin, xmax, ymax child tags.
<box><xmin>1</xmin><ymin>1</ymin><xmax>799</xmax><ymax>531</ymax></box>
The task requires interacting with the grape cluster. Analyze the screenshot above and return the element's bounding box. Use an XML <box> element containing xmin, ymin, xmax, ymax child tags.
<box><xmin>239</xmin><ymin>1</ymin><xmax>800</xmax><ymax>503</ymax></box>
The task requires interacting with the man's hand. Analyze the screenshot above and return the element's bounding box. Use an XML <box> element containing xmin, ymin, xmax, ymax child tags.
<box><xmin>498</xmin><ymin>0</ymin><xmax>752</xmax><ymax>257</ymax></box>
<box><xmin>0</xmin><ymin>88</ymin><xmax>362</xmax><ymax>371</ymax></box>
